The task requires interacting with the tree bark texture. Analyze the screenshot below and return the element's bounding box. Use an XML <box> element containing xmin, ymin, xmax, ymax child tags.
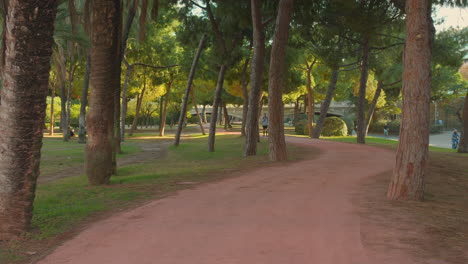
<box><xmin>240</xmin><ymin>58</ymin><xmax>250</xmax><ymax>137</ymax></box>
<box><xmin>60</xmin><ymin>76</ymin><xmax>69</xmax><ymax>141</ymax></box>
<box><xmin>458</xmin><ymin>91</ymin><xmax>468</xmax><ymax>153</ymax></box>
<box><xmin>120</xmin><ymin>65</ymin><xmax>133</xmax><ymax>141</ymax></box>
<box><xmin>129</xmin><ymin>88</ymin><xmax>145</xmax><ymax>136</ymax></box>
<box><xmin>191</xmin><ymin>89</ymin><xmax>206</xmax><ymax>135</ymax></box>
<box><xmin>49</xmin><ymin>86</ymin><xmax>55</xmax><ymax>136</ymax></box>
<box><xmin>293</xmin><ymin>97</ymin><xmax>299</xmax><ymax>125</ymax></box>
<box><xmin>0</xmin><ymin>0</ymin><xmax>58</xmax><ymax>240</ymax></box>
<box><xmin>365</xmin><ymin>80</ymin><xmax>383</xmax><ymax>134</ymax></box>
<box><xmin>66</xmin><ymin>63</ymin><xmax>75</xmax><ymax>141</ymax></box>
<box><xmin>245</xmin><ymin>0</ymin><xmax>266</xmax><ymax>156</ymax></box>
<box><xmin>387</xmin><ymin>0</ymin><xmax>432</xmax><ymax>201</ymax></box>
<box><xmin>174</xmin><ymin>34</ymin><xmax>206</xmax><ymax>146</ymax></box>
<box><xmin>312</xmin><ymin>69</ymin><xmax>339</xmax><ymax>138</ymax></box>
<box><xmin>306</xmin><ymin>68</ymin><xmax>314</xmax><ymax>137</ymax></box>
<box><xmin>208</xmin><ymin>65</ymin><xmax>227</xmax><ymax>152</ymax></box>
<box><xmin>223</xmin><ymin>102</ymin><xmax>232</xmax><ymax>129</ymax></box>
<box><xmin>357</xmin><ymin>37</ymin><xmax>370</xmax><ymax>144</ymax></box>
<box><xmin>86</xmin><ymin>0</ymin><xmax>120</xmax><ymax>185</ymax></box>
<box><xmin>257</xmin><ymin>94</ymin><xmax>264</xmax><ymax>143</ymax></box>
<box><xmin>267</xmin><ymin>0</ymin><xmax>293</xmax><ymax>162</ymax></box>
<box><xmin>159</xmin><ymin>80</ymin><xmax>172</xmax><ymax>136</ymax></box>
<box><xmin>78</xmin><ymin>55</ymin><xmax>91</xmax><ymax>144</ymax></box>
<box><xmin>202</xmin><ymin>104</ymin><xmax>207</xmax><ymax>123</ymax></box>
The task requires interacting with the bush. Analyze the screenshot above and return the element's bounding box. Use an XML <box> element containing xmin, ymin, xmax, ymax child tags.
<box><xmin>294</xmin><ymin>117</ymin><xmax>348</xmax><ymax>137</ymax></box>
<box><xmin>341</xmin><ymin>116</ymin><xmax>355</xmax><ymax>135</ymax></box>
<box><xmin>369</xmin><ymin>120</ymin><xmax>400</xmax><ymax>135</ymax></box>
<box><xmin>295</xmin><ymin>120</ymin><xmax>307</xmax><ymax>135</ymax></box>
<box><xmin>321</xmin><ymin>117</ymin><xmax>348</xmax><ymax>137</ymax></box>
<box><xmin>430</xmin><ymin>124</ymin><xmax>444</xmax><ymax>134</ymax></box>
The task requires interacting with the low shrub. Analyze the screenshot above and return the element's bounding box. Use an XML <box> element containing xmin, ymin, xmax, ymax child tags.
<box><xmin>295</xmin><ymin>120</ymin><xmax>307</xmax><ymax>135</ymax></box>
<box><xmin>370</xmin><ymin>120</ymin><xmax>400</xmax><ymax>135</ymax></box>
<box><xmin>321</xmin><ymin>117</ymin><xmax>348</xmax><ymax>137</ymax></box>
<box><xmin>295</xmin><ymin>117</ymin><xmax>348</xmax><ymax>137</ymax></box>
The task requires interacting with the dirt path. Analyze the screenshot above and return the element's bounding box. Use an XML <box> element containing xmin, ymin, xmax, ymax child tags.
<box><xmin>37</xmin><ymin>138</ymin><xmax>413</xmax><ymax>264</ymax></box>
<box><xmin>38</xmin><ymin>140</ymin><xmax>170</xmax><ymax>183</ymax></box>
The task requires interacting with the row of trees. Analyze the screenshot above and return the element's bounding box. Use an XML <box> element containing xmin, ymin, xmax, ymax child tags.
<box><xmin>0</xmin><ymin>0</ymin><xmax>467</xmax><ymax>240</ymax></box>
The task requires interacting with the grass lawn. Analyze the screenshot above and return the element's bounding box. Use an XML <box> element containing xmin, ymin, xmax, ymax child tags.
<box><xmin>39</xmin><ymin>138</ymin><xmax>140</xmax><ymax>177</ymax></box>
<box><xmin>0</xmin><ymin>134</ymin><xmax>302</xmax><ymax>264</ymax></box>
<box><xmin>320</xmin><ymin>136</ymin><xmax>464</xmax><ymax>153</ymax></box>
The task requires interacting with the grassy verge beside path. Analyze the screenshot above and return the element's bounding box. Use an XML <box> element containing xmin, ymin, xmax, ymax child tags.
<box><xmin>0</xmin><ymin>134</ymin><xmax>307</xmax><ymax>264</ymax></box>
<box><xmin>320</xmin><ymin>136</ymin><xmax>463</xmax><ymax>153</ymax></box>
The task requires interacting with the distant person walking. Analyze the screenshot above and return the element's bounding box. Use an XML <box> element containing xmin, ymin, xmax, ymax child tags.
<box><xmin>261</xmin><ymin>113</ymin><xmax>269</xmax><ymax>136</ymax></box>
<box><xmin>451</xmin><ymin>129</ymin><xmax>460</xmax><ymax>149</ymax></box>
<box><xmin>383</xmin><ymin>125</ymin><xmax>389</xmax><ymax>137</ymax></box>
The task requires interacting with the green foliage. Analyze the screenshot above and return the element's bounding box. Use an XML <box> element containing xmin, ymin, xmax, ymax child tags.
<box><xmin>322</xmin><ymin>136</ymin><xmax>461</xmax><ymax>153</ymax></box>
<box><xmin>321</xmin><ymin>117</ymin><xmax>348</xmax><ymax>137</ymax></box>
<box><xmin>295</xmin><ymin>117</ymin><xmax>348</xmax><ymax>137</ymax></box>
<box><xmin>295</xmin><ymin>120</ymin><xmax>308</xmax><ymax>135</ymax></box>
<box><xmin>369</xmin><ymin>119</ymin><xmax>400</xmax><ymax>135</ymax></box>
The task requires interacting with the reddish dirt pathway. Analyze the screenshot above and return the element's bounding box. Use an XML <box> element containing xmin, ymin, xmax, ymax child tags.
<box><xmin>38</xmin><ymin>138</ymin><xmax>412</xmax><ymax>264</ymax></box>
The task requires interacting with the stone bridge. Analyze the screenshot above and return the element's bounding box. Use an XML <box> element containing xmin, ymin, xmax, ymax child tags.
<box><xmin>191</xmin><ymin>101</ymin><xmax>355</xmax><ymax>122</ymax></box>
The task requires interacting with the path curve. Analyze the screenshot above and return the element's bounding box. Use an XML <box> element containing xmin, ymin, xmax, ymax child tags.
<box><xmin>38</xmin><ymin>137</ymin><xmax>411</xmax><ymax>264</ymax></box>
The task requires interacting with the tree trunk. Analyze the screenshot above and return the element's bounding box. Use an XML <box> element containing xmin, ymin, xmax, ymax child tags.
<box><xmin>387</xmin><ymin>0</ymin><xmax>432</xmax><ymax>201</ymax></box>
<box><xmin>218</xmin><ymin>105</ymin><xmax>223</xmax><ymax>126</ymax></box>
<box><xmin>202</xmin><ymin>104</ymin><xmax>207</xmax><ymax>123</ymax></box>
<box><xmin>365</xmin><ymin>80</ymin><xmax>383</xmax><ymax>135</ymax></box>
<box><xmin>191</xmin><ymin>89</ymin><xmax>206</xmax><ymax>135</ymax></box>
<box><xmin>60</xmin><ymin>78</ymin><xmax>69</xmax><ymax>141</ymax></box>
<box><xmin>245</xmin><ymin>0</ymin><xmax>266</xmax><ymax>156</ymax></box>
<box><xmin>50</xmin><ymin>85</ymin><xmax>56</xmax><ymax>136</ymax></box>
<box><xmin>240</xmin><ymin>59</ymin><xmax>250</xmax><ymax>136</ymax></box>
<box><xmin>267</xmin><ymin>0</ymin><xmax>293</xmax><ymax>162</ymax></box>
<box><xmin>257</xmin><ymin>94</ymin><xmax>264</xmax><ymax>143</ymax></box>
<box><xmin>78</xmin><ymin>55</ymin><xmax>91</xmax><ymax>144</ymax></box>
<box><xmin>303</xmin><ymin>96</ymin><xmax>308</xmax><ymax>114</ymax></box>
<box><xmin>174</xmin><ymin>34</ymin><xmax>206</xmax><ymax>146</ymax></box>
<box><xmin>121</xmin><ymin>65</ymin><xmax>133</xmax><ymax>141</ymax></box>
<box><xmin>306</xmin><ymin>68</ymin><xmax>314</xmax><ymax>137</ymax></box>
<box><xmin>0</xmin><ymin>0</ymin><xmax>58</xmax><ymax>240</ymax></box>
<box><xmin>458</xmin><ymin>91</ymin><xmax>468</xmax><ymax>153</ymax></box>
<box><xmin>223</xmin><ymin>102</ymin><xmax>231</xmax><ymax>129</ymax></box>
<box><xmin>357</xmin><ymin>36</ymin><xmax>370</xmax><ymax>144</ymax></box>
<box><xmin>86</xmin><ymin>0</ymin><xmax>120</xmax><ymax>185</ymax></box>
<box><xmin>312</xmin><ymin>68</ymin><xmax>339</xmax><ymax>138</ymax></box>
<box><xmin>208</xmin><ymin>65</ymin><xmax>227</xmax><ymax>152</ymax></box>
<box><xmin>66</xmin><ymin>63</ymin><xmax>75</xmax><ymax>140</ymax></box>
<box><xmin>159</xmin><ymin>80</ymin><xmax>172</xmax><ymax>136</ymax></box>
<box><xmin>129</xmin><ymin>88</ymin><xmax>145</xmax><ymax>136</ymax></box>
<box><xmin>293</xmin><ymin>97</ymin><xmax>299</xmax><ymax>125</ymax></box>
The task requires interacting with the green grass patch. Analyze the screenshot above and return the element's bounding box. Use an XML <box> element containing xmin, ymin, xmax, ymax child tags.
<box><xmin>321</xmin><ymin>136</ymin><xmax>463</xmax><ymax>154</ymax></box>
<box><xmin>40</xmin><ymin>138</ymin><xmax>140</xmax><ymax>176</ymax></box>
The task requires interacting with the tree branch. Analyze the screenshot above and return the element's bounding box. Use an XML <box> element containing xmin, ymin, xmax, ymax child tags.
<box><xmin>132</xmin><ymin>63</ymin><xmax>180</xmax><ymax>69</ymax></box>
<box><xmin>339</xmin><ymin>61</ymin><xmax>360</xmax><ymax>68</ymax></box>
<box><xmin>189</xmin><ymin>0</ymin><xmax>206</xmax><ymax>10</ymax></box>
<box><xmin>338</xmin><ymin>66</ymin><xmax>360</xmax><ymax>72</ymax></box>
<box><xmin>370</xmin><ymin>42</ymin><xmax>404</xmax><ymax>50</ymax></box>
<box><xmin>204</xmin><ymin>0</ymin><xmax>226</xmax><ymax>53</ymax></box>
<box><xmin>376</xmin><ymin>33</ymin><xmax>405</xmax><ymax>41</ymax></box>
<box><xmin>262</xmin><ymin>17</ymin><xmax>274</xmax><ymax>28</ymax></box>
<box><xmin>382</xmin><ymin>79</ymin><xmax>402</xmax><ymax>88</ymax></box>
